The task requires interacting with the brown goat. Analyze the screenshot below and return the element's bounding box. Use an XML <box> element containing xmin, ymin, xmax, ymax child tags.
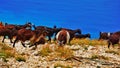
<box><xmin>1</xmin><ymin>22</ymin><xmax>32</xmax><ymax>43</ymax></box>
<box><xmin>108</xmin><ymin>31</ymin><xmax>120</xmax><ymax>48</ymax></box>
<box><xmin>56</xmin><ymin>29</ymin><xmax>70</xmax><ymax>46</ymax></box>
<box><xmin>33</xmin><ymin>25</ymin><xmax>56</xmax><ymax>42</ymax></box>
<box><xmin>99</xmin><ymin>32</ymin><xmax>113</xmax><ymax>40</ymax></box>
<box><xmin>13</xmin><ymin>29</ymin><xmax>46</xmax><ymax>48</ymax></box>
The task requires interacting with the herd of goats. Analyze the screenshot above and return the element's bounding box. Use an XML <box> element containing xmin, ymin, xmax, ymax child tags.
<box><xmin>0</xmin><ymin>21</ymin><xmax>119</xmax><ymax>49</ymax></box>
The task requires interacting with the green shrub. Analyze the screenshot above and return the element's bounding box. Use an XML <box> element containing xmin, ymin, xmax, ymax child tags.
<box><xmin>0</xmin><ymin>52</ymin><xmax>8</xmax><ymax>62</ymax></box>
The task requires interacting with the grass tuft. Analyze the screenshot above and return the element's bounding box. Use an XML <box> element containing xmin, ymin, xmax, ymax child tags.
<box><xmin>0</xmin><ymin>43</ymin><xmax>16</xmax><ymax>62</ymax></box>
<box><xmin>55</xmin><ymin>46</ymin><xmax>74</xmax><ymax>59</ymax></box>
<box><xmin>38</xmin><ymin>44</ymin><xmax>53</xmax><ymax>57</ymax></box>
<box><xmin>54</xmin><ymin>63</ymin><xmax>72</xmax><ymax>68</ymax></box>
<box><xmin>91</xmin><ymin>54</ymin><xmax>109</xmax><ymax>60</ymax></box>
<box><xmin>15</xmin><ymin>55</ymin><xmax>26</xmax><ymax>62</ymax></box>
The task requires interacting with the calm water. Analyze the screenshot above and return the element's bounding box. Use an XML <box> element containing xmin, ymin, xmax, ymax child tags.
<box><xmin>0</xmin><ymin>0</ymin><xmax>120</xmax><ymax>39</ymax></box>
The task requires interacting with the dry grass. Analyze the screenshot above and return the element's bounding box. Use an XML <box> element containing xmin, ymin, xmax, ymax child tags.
<box><xmin>71</xmin><ymin>38</ymin><xmax>107</xmax><ymax>46</ymax></box>
<box><xmin>0</xmin><ymin>42</ymin><xmax>24</xmax><ymax>62</ymax></box>
<box><xmin>0</xmin><ymin>43</ymin><xmax>16</xmax><ymax>62</ymax></box>
<box><xmin>55</xmin><ymin>46</ymin><xmax>74</xmax><ymax>59</ymax></box>
<box><xmin>105</xmin><ymin>50</ymin><xmax>120</xmax><ymax>55</ymax></box>
<box><xmin>91</xmin><ymin>54</ymin><xmax>109</xmax><ymax>60</ymax></box>
<box><xmin>38</xmin><ymin>44</ymin><xmax>53</xmax><ymax>57</ymax></box>
<box><xmin>38</xmin><ymin>44</ymin><xmax>74</xmax><ymax>60</ymax></box>
<box><xmin>71</xmin><ymin>38</ymin><xmax>90</xmax><ymax>45</ymax></box>
<box><xmin>15</xmin><ymin>55</ymin><xmax>26</xmax><ymax>62</ymax></box>
<box><xmin>54</xmin><ymin>62</ymin><xmax>72</xmax><ymax>68</ymax></box>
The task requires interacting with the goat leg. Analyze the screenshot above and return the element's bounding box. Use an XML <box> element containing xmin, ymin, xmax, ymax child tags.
<box><xmin>21</xmin><ymin>41</ymin><xmax>26</xmax><ymax>48</ymax></box>
<box><xmin>9</xmin><ymin>36</ymin><xmax>13</xmax><ymax>43</ymax></box>
<box><xmin>2</xmin><ymin>36</ymin><xmax>5</xmax><ymax>43</ymax></box>
<box><xmin>13</xmin><ymin>38</ymin><xmax>18</xmax><ymax>47</ymax></box>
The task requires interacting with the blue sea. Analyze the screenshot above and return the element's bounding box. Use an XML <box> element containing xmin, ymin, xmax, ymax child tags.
<box><xmin>0</xmin><ymin>0</ymin><xmax>120</xmax><ymax>39</ymax></box>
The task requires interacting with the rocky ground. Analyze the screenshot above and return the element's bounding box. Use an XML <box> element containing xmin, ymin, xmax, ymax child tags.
<box><xmin>0</xmin><ymin>39</ymin><xmax>120</xmax><ymax>68</ymax></box>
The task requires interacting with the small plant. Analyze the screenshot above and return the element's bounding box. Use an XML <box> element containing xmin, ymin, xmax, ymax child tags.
<box><xmin>91</xmin><ymin>54</ymin><xmax>109</xmax><ymax>60</ymax></box>
<box><xmin>15</xmin><ymin>55</ymin><xmax>26</xmax><ymax>62</ymax></box>
<box><xmin>91</xmin><ymin>54</ymin><xmax>99</xmax><ymax>59</ymax></box>
<box><xmin>54</xmin><ymin>63</ymin><xmax>64</xmax><ymax>68</ymax></box>
<box><xmin>0</xmin><ymin>52</ymin><xmax>7</xmax><ymax>58</ymax></box>
<box><xmin>54</xmin><ymin>63</ymin><xmax>72</xmax><ymax>68</ymax></box>
<box><xmin>0</xmin><ymin>52</ymin><xmax>8</xmax><ymax>62</ymax></box>
<box><xmin>99</xmin><ymin>55</ymin><xmax>109</xmax><ymax>60</ymax></box>
<box><xmin>83</xmin><ymin>46</ymin><xmax>88</xmax><ymax>50</ymax></box>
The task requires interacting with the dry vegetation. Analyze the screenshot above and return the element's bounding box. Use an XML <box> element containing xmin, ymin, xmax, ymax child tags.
<box><xmin>90</xmin><ymin>54</ymin><xmax>110</xmax><ymax>60</ymax></box>
<box><xmin>0</xmin><ymin>38</ymin><xmax>120</xmax><ymax>68</ymax></box>
<box><xmin>0</xmin><ymin>43</ymin><xmax>15</xmax><ymax>61</ymax></box>
<box><xmin>0</xmin><ymin>42</ymin><xmax>26</xmax><ymax>62</ymax></box>
<box><xmin>54</xmin><ymin>62</ymin><xmax>72</xmax><ymax>68</ymax></box>
<box><xmin>38</xmin><ymin>44</ymin><xmax>74</xmax><ymax>60</ymax></box>
<box><xmin>71</xmin><ymin>38</ymin><xmax>107</xmax><ymax>46</ymax></box>
<box><xmin>105</xmin><ymin>49</ymin><xmax>120</xmax><ymax>55</ymax></box>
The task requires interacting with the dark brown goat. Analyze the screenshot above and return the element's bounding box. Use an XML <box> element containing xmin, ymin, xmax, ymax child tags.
<box><xmin>13</xmin><ymin>29</ymin><xmax>46</xmax><ymax>48</ymax></box>
<box><xmin>1</xmin><ymin>22</ymin><xmax>32</xmax><ymax>43</ymax></box>
<box><xmin>74</xmin><ymin>33</ymin><xmax>91</xmax><ymax>39</ymax></box>
<box><xmin>108</xmin><ymin>31</ymin><xmax>120</xmax><ymax>48</ymax></box>
<box><xmin>33</xmin><ymin>25</ymin><xmax>59</xmax><ymax>42</ymax></box>
<box><xmin>5</xmin><ymin>22</ymin><xmax>32</xmax><ymax>30</ymax></box>
<box><xmin>99</xmin><ymin>32</ymin><xmax>113</xmax><ymax>40</ymax></box>
<box><xmin>0</xmin><ymin>22</ymin><xmax>14</xmax><ymax>43</ymax></box>
<box><xmin>0</xmin><ymin>28</ymin><xmax>14</xmax><ymax>43</ymax></box>
<box><xmin>66</xmin><ymin>28</ymin><xmax>81</xmax><ymax>42</ymax></box>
